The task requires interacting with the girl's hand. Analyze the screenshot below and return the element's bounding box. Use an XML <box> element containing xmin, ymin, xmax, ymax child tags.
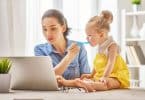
<box><xmin>99</xmin><ymin>77</ymin><xmax>108</xmax><ymax>84</ymax></box>
<box><xmin>67</xmin><ymin>42</ymin><xmax>80</xmax><ymax>59</ymax></box>
<box><xmin>80</xmin><ymin>74</ymin><xmax>92</xmax><ymax>80</ymax></box>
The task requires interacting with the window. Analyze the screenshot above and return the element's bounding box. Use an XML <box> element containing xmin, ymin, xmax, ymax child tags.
<box><xmin>62</xmin><ymin>0</ymin><xmax>98</xmax><ymax>68</ymax></box>
<box><xmin>63</xmin><ymin>0</ymin><xmax>96</xmax><ymax>41</ymax></box>
<box><xmin>25</xmin><ymin>0</ymin><xmax>53</xmax><ymax>55</ymax></box>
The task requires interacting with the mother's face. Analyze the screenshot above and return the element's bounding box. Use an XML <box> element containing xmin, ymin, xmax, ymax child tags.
<box><xmin>42</xmin><ymin>17</ymin><xmax>65</xmax><ymax>44</ymax></box>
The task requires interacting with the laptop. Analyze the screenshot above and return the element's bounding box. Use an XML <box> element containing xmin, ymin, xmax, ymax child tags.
<box><xmin>7</xmin><ymin>56</ymin><xmax>59</xmax><ymax>91</ymax></box>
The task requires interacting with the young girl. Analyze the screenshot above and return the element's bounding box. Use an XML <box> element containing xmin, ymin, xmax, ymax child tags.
<box><xmin>57</xmin><ymin>10</ymin><xmax>130</xmax><ymax>92</ymax></box>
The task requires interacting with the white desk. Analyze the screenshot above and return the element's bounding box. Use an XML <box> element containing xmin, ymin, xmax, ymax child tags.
<box><xmin>0</xmin><ymin>88</ymin><xmax>145</xmax><ymax>100</ymax></box>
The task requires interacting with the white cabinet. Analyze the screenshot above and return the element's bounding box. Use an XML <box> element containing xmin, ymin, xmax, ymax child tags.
<box><xmin>121</xmin><ymin>9</ymin><xmax>145</xmax><ymax>88</ymax></box>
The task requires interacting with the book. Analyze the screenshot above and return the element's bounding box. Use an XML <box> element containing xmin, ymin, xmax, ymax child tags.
<box><xmin>129</xmin><ymin>46</ymin><xmax>140</xmax><ymax>65</ymax></box>
<box><xmin>126</xmin><ymin>46</ymin><xmax>136</xmax><ymax>65</ymax></box>
<box><xmin>134</xmin><ymin>45</ymin><xmax>145</xmax><ymax>64</ymax></box>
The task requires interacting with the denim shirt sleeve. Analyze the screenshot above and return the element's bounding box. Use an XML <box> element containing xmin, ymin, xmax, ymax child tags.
<box><xmin>34</xmin><ymin>44</ymin><xmax>50</xmax><ymax>56</ymax></box>
<box><xmin>79</xmin><ymin>45</ymin><xmax>90</xmax><ymax>74</ymax></box>
<box><xmin>34</xmin><ymin>45</ymin><xmax>44</xmax><ymax>56</ymax></box>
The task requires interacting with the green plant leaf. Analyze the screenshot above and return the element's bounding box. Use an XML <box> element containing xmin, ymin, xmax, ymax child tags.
<box><xmin>6</xmin><ymin>61</ymin><xmax>12</xmax><ymax>73</ymax></box>
<box><xmin>131</xmin><ymin>0</ymin><xmax>141</xmax><ymax>5</ymax></box>
<box><xmin>0</xmin><ymin>58</ymin><xmax>12</xmax><ymax>74</ymax></box>
<box><xmin>0</xmin><ymin>62</ymin><xmax>2</xmax><ymax>73</ymax></box>
<box><xmin>3</xmin><ymin>59</ymin><xmax>8</xmax><ymax>73</ymax></box>
<box><xmin>1</xmin><ymin>61</ymin><xmax>4</xmax><ymax>73</ymax></box>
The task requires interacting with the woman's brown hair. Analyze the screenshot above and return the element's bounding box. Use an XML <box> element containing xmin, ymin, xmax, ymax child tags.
<box><xmin>42</xmin><ymin>9</ymin><xmax>70</xmax><ymax>40</ymax></box>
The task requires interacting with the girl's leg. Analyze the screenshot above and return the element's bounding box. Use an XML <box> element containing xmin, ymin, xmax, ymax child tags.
<box><xmin>82</xmin><ymin>79</ymin><xmax>108</xmax><ymax>92</ymax></box>
<box><xmin>56</xmin><ymin>76</ymin><xmax>121</xmax><ymax>92</ymax></box>
<box><xmin>56</xmin><ymin>76</ymin><xmax>88</xmax><ymax>92</ymax></box>
<box><xmin>57</xmin><ymin>75</ymin><xmax>80</xmax><ymax>87</ymax></box>
<box><xmin>82</xmin><ymin>78</ymin><xmax>121</xmax><ymax>92</ymax></box>
<box><xmin>105</xmin><ymin>78</ymin><xmax>121</xmax><ymax>89</ymax></box>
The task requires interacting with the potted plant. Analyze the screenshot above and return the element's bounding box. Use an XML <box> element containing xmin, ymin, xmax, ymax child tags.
<box><xmin>0</xmin><ymin>58</ymin><xmax>12</xmax><ymax>92</ymax></box>
<box><xmin>131</xmin><ymin>0</ymin><xmax>141</xmax><ymax>5</ymax></box>
<box><xmin>131</xmin><ymin>0</ymin><xmax>141</xmax><ymax>12</ymax></box>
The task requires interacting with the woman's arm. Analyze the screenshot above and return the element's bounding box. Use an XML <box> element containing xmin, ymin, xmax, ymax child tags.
<box><xmin>54</xmin><ymin>43</ymin><xmax>80</xmax><ymax>75</ymax></box>
<box><xmin>78</xmin><ymin>45</ymin><xmax>90</xmax><ymax>75</ymax></box>
<box><xmin>34</xmin><ymin>43</ymin><xmax>80</xmax><ymax>76</ymax></box>
<box><xmin>102</xmin><ymin>43</ymin><xmax>118</xmax><ymax>77</ymax></box>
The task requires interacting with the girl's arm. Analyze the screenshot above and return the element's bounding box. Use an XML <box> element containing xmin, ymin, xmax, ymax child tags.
<box><xmin>90</xmin><ymin>68</ymin><xmax>96</xmax><ymax>77</ymax></box>
<box><xmin>80</xmin><ymin>68</ymin><xmax>96</xmax><ymax>79</ymax></box>
<box><xmin>102</xmin><ymin>43</ymin><xmax>118</xmax><ymax>77</ymax></box>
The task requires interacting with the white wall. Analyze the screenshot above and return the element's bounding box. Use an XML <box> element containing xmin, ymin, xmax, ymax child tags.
<box><xmin>12</xmin><ymin>0</ymin><xmax>26</xmax><ymax>56</ymax></box>
<box><xmin>98</xmin><ymin>0</ymin><xmax>118</xmax><ymax>42</ymax></box>
<box><xmin>0</xmin><ymin>0</ymin><xmax>26</xmax><ymax>56</ymax></box>
<box><xmin>0</xmin><ymin>0</ymin><xmax>11</xmax><ymax>56</ymax></box>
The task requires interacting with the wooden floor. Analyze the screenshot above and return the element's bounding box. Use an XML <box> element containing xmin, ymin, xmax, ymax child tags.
<box><xmin>0</xmin><ymin>88</ymin><xmax>145</xmax><ymax>100</ymax></box>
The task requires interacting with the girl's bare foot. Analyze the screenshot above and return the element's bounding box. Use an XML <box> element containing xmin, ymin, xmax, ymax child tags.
<box><xmin>56</xmin><ymin>76</ymin><xmax>96</xmax><ymax>92</ymax></box>
<box><xmin>82</xmin><ymin>80</ymin><xmax>96</xmax><ymax>92</ymax></box>
<box><xmin>73</xmin><ymin>78</ymin><xmax>88</xmax><ymax>92</ymax></box>
<box><xmin>74</xmin><ymin>78</ymin><xmax>96</xmax><ymax>92</ymax></box>
<box><xmin>57</xmin><ymin>76</ymin><xmax>88</xmax><ymax>92</ymax></box>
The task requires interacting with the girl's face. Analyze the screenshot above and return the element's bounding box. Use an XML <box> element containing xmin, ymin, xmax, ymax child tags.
<box><xmin>86</xmin><ymin>25</ymin><xmax>103</xmax><ymax>47</ymax></box>
<box><xmin>42</xmin><ymin>17</ymin><xmax>65</xmax><ymax>44</ymax></box>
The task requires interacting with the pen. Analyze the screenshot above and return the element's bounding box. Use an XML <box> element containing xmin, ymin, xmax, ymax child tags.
<box><xmin>77</xmin><ymin>42</ymin><xmax>89</xmax><ymax>46</ymax></box>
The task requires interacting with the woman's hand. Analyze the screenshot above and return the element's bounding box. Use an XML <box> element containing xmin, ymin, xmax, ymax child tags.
<box><xmin>80</xmin><ymin>74</ymin><xmax>92</xmax><ymax>80</ymax></box>
<box><xmin>56</xmin><ymin>75</ymin><xmax>65</xmax><ymax>87</ymax></box>
<box><xmin>67</xmin><ymin>42</ymin><xmax>80</xmax><ymax>60</ymax></box>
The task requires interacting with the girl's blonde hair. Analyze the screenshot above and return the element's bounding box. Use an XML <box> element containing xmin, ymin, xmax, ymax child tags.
<box><xmin>87</xmin><ymin>10</ymin><xmax>113</xmax><ymax>33</ymax></box>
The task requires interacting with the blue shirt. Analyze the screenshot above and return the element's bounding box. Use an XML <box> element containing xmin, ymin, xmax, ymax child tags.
<box><xmin>34</xmin><ymin>40</ymin><xmax>90</xmax><ymax>79</ymax></box>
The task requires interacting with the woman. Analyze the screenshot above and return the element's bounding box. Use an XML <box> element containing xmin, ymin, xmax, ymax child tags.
<box><xmin>34</xmin><ymin>9</ymin><xmax>90</xmax><ymax>80</ymax></box>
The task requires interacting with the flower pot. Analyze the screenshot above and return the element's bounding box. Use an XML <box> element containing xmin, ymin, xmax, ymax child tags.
<box><xmin>130</xmin><ymin>15</ymin><xmax>139</xmax><ymax>38</ymax></box>
<box><xmin>139</xmin><ymin>23</ymin><xmax>145</xmax><ymax>38</ymax></box>
<box><xmin>0</xmin><ymin>74</ymin><xmax>11</xmax><ymax>92</ymax></box>
<box><xmin>132</xmin><ymin>4</ymin><xmax>140</xmax><ymax>12</ymax></box>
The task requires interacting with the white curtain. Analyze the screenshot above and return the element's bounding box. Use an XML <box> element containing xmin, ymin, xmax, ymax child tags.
<box><xmin>0</xmin><ymin>0</ymin><xmax>53</xmax><ymax>56</ymax></box>
<box><xmin>0</xmin><ymin>0</ymin><xmax>12</xmax><ymax>56</ymax></box>
<box><xmin>25</xmin><ymin>0</ymin><xmax>53</xmax><ymax>56</ymax></box>
<box><xmin>0</xmin><ymin>0</ymin><xmax>26</xmax><ymax>56</ymax></box>
<box><xmin>62</xmin><ymin>0</ymin><xmax>99</xmax><ymax>68</ymax></box>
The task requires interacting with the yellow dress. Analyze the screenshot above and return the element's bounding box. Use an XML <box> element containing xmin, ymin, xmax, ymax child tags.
<box><xmin>93</xmin><ymin>37</ymin><xmax>130</xmax><ymax>88</ymax></box>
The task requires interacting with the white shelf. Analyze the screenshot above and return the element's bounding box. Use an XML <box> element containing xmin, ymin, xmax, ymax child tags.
<box><xmin>126</xmin><ymin>38</ymin><xmax>145</xmax><ymax>42</ymax></box>
<box><xmin>122</xmin><ymin>9</ymin><xmax>145</xmax><ymax>88</ymax></box>
<box><xmin>126</xmin><ymin>11</ymin><xmax>145</xmax><ymax>16</ymax></box>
